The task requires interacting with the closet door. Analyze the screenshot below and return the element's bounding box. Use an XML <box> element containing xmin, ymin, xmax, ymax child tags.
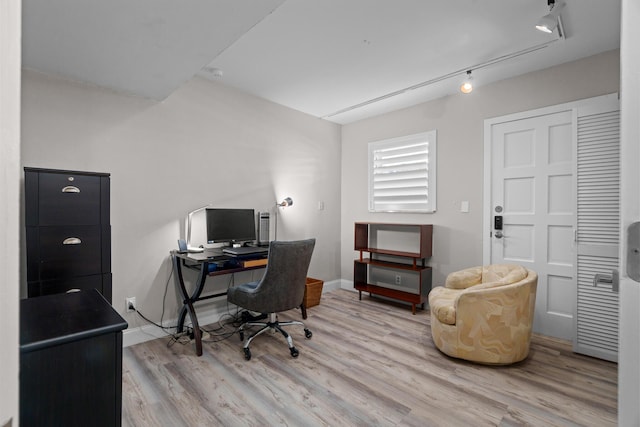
<box><xmin>574</xmin><ymin>98</ymin><xmax>620</xmax><ymax>362</ymax></box>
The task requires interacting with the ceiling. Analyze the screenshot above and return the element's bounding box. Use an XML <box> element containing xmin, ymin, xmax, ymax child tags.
<box><xmin>22</xmin><ymin>0</ymin><xmax>621</xmax><ymax>124</ymax></box>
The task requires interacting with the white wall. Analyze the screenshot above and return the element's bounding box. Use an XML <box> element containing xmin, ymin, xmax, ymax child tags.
<box><xmin>0</xmin><ymin>0</ymin><xmax>21</xmax><ymax>424</ymax></box>
<box><xmin>21</xmin><ymin>71</ymin><xmax>342</xmax><ymax>326</ymax></box>
<box><xmin>340</xmin><ymin>50</ymin><xmax>620</xmax><ymax>287</ymax></box>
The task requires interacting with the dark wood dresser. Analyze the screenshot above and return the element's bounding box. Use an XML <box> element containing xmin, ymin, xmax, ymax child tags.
<box><xmin>24</xmin><ymin>167</ymin><xmax>112</xmax><ymax>302</ymax></box>
<box><xmin>20</xmin><ymin>289</ymin><xmax>128</xmax><ymax>427</ymax></box>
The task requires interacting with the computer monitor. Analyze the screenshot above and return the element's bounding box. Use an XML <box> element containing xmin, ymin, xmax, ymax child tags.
<box><xmin>206</xmin><ymin>208</ymin><xmax>256</xmax><ymax>245</ymax></box>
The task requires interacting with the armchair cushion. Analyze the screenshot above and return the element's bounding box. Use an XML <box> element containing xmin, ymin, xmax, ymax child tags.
<box><xmin>444</xmin><ymin>266</ymin><xmax>483</xmax><ymax>289</ymax></box>
<box><xmin>481</xmin><ymin>264</ymin><xmax>527</xmax><ymax>286</ymax></box>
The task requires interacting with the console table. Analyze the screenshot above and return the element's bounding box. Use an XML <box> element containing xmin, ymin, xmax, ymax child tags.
<box><xmin>354</xmin><ymin>222</ymin><xmax>432</xmax><ymax>314</ymax></box>
<box><xmin>172</xmin><ymin>249</ymin><xmax>271</xmax><ymax>356</ymax></box>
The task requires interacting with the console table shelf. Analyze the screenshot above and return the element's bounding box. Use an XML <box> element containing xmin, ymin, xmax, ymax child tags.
<box><xmin>354</xmin><ymin>222</ymin><xmax>433</xmax><ymax>314</ymax></box>
<box><xmin>356</xmin><ymin>257</ymin><xmax>426</xmax><ymax>271</ymax></box>
<box><xmin>357</xmin><ymin>248</ymin><xmax>424</xmax><ymax>261</ymax></box>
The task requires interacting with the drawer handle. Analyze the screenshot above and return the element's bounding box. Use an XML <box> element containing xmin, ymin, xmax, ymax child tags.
<box><xmin>62</xmin><ymin>186</ymin><xmax>80</xmax><ymax>193</ymax></box>
<box><xmin>62</xmin><ymin>237</ymin><xmax>82</xmax><ymax>245</ymax></box>
<box><xmin>66</xmin><ymin>288</ymin><xmax>81</xmax><ymax>293</ymax></box>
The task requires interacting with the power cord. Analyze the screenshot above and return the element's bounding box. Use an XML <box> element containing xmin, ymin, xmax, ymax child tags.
<box><xmin>132</xmin><ymin>255</ymin><xmax>265</xmax><ymax>348</ymax></box>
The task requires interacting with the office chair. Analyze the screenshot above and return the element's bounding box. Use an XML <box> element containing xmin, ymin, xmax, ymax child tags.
<box><xmin>227</xmin><ymin>238</ymin><xmax>316</xmax><ymax>360</ymax></box>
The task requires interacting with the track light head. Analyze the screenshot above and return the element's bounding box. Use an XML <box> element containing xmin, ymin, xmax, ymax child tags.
<box><xmin>536</xmin><ymin>0</ymin><xmax>565</xmax><ymax>34</ymax></box>
<box><xmin>536</xmin><ymin>15</ymin><xmax>557</xmax><ymax>33</ymax></box>
<box><xmin>277</xmin><ymin>197</ymin><xmax>293</xmax><ymax>207</ymax></box>
<box><xmin>460</xmin><ymin>70</ymin><xmax>473</xmax><ymax>94</ymax></box>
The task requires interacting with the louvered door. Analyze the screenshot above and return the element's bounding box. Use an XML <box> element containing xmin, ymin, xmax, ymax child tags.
<box><xmin>574</xmin><ymin>99</ymin><xmax>620</xmax><ymax>362</ymax></box>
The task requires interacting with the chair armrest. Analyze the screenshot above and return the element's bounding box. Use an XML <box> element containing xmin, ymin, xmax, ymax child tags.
<box><xmin>429</xmin><ymin>286</ymin><xmax>460</xmax><ymax>325</ymax></box>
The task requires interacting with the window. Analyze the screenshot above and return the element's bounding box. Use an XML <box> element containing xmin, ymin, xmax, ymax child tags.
<box><xmin>368</xmin><ymin>131</ymin><xmax>437</xmax><ymax>213</ymax></box>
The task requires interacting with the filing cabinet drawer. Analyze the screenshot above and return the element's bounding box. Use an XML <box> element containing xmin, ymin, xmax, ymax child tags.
<box><xmin>33</xmin><ymin>226</ymin><xmax>103</xmax><ymax>279</ymax></box>
<box><xmin>25</xmin><ymin>170</ymin><xmax>107</xmax><ymax>226</ymax></box>
<box><xmin>28</xmin><ymin>274</ymin><xmax>112</xmax><ymax>300</ymax></box>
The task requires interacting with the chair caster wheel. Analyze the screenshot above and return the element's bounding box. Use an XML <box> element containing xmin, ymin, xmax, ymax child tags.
<box><xmin>290</xmin><ymin>347</ymin><xmax>299</xmax><ymax>358</ymax></box>
<box><xmin>304</xmin><ymin>328</ymin><xmax>312</xmax><ymax>339</ymax></box>
<box><xmin>243</xmin><ymin>348</ymin><xmax>251</xmax><ymax>360</ymax></box>
<box><xmin>239</xmin><ymin>331</ymin><xmax>244</xmax><ymax>341</ymax></box>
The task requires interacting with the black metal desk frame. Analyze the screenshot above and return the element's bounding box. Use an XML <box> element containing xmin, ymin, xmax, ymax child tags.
<box><xmin>172</xmin><ymin>249</ymin><xmax>268</xmax><ymax>356</ymax></box>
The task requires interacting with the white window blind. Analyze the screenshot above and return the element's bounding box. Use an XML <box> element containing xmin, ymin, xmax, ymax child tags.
<box><xmin>368</xmin><ymin>131</ymin><xmax>437</xmax><ymax>213</ymax></box>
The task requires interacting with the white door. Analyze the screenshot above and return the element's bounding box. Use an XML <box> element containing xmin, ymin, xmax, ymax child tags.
<box><xmin>488</xmin><ymin>110</ymin><xmax>576</xmax><ymax>340</ymax></box>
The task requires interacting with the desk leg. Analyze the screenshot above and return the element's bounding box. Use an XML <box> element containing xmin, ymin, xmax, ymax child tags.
<box><xmin>173</xmin><ymin>256</ymin><xmax>188</xmax><ymax>333</ymax></box>
<box><xmin>172</xmin><ymin>255</ymin><xmax>205</xmax><ymax>356</ymax></box>
<box><xmin>300</xmin><ymin>303</ymin><xmax>307</xmax><ymax>320</ymax></box>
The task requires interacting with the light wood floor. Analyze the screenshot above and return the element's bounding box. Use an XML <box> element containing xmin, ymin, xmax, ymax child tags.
<box><xmin>122</xmin><ymin>289</ymin><xmax>617</xmax><ymax>426</ymax></box>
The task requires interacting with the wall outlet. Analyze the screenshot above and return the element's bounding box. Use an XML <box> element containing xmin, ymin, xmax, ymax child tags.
<box><xmin>126</xmin><ymin>297</ymin><xmax>136</xmax><ymax>312</ymax></box>
<box><xmin>395</xmin><ymin>275</ymin><xmax>402</xmax><ymax>285</ymax></box>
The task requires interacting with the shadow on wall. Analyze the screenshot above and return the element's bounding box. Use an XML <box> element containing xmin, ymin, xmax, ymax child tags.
<box><xmin>430</xmin><ymin>226</ymin><xmax>484</xmax><ymax>287</ymax></box>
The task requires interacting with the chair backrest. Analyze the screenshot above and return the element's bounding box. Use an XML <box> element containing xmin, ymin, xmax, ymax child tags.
<box><xmin>252</xmin><ymin>238</ymin><xmax>316</xmax><ymax>313</ymax></box>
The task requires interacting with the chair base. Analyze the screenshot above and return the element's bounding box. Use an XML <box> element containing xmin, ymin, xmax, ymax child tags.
<box><xmin>238</xmin><ymin>312</ymin><xmax>312</xmax><ymax>360</ymax></box>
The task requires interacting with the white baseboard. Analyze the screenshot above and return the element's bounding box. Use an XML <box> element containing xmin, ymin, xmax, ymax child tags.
<box><xmin>340</xmin><ymin>278</ymin><xmax>356</xmax><ymax>291</ymax></box>
<box><xmin>123</xmin><ymin>279</ymin><xmax>344</xmax><ymax>347</ymax></box>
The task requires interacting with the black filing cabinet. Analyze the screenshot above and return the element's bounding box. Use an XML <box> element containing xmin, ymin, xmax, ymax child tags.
<box><xmin>25</xmin><ymin>167</ymin><xmax>112</xmax><ymax>302</ymax></box>
<box><xmin>20</xmin><ymin>289</ymin><xmax>128</xmax><ymax>427</ymax></box>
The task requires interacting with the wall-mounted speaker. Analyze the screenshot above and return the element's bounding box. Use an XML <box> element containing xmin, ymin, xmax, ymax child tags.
<box><xmin>258</xmin><ymin>212</ymin><xmax>270</xmax><ymax>246</ymax></box>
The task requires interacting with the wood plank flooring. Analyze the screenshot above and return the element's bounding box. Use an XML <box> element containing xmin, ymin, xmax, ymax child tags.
<box><xmin>122</xmin><ymin>289</ymin><xmax>617</xmax><ymax>426</ymax></box>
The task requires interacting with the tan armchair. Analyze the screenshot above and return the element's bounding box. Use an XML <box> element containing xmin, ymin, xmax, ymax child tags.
<box><xmin>428</xmin><ymin>264</ymin><xmax>537</xmax><ymax>365</ymax></box>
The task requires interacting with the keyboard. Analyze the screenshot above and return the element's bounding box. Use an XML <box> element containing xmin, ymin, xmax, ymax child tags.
<box><xmin>222</xmin><ymin>246</ymin><xmax>269</xmax><ymax>256</ymax></box>
<box><xmin>206</xmin><ymin>254</ymin><xmax>229</xmax><ymax>261</ymax></box>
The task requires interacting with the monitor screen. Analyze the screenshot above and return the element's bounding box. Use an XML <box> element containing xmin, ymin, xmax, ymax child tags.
<box><xmin>206</xmin><ymin>208</ymin><xmax>256</xmax><ymax>244</ymax></box>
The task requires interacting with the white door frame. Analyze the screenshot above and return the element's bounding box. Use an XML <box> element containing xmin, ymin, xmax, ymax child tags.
<box><xmin>0</xmin><ymin>0</ymin><xmax>22</xmax><ymax>423</ymax></box>
<box><xmin>618</xmin><ymin>0</ymin><xmax>640</xmax><ymax>422</ymax></box>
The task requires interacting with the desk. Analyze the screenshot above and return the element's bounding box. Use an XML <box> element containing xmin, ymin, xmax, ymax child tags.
<box><xmin>172</xmin><ymin>248</ymin><xmax>270</xmax><ymax>356</ymax></box>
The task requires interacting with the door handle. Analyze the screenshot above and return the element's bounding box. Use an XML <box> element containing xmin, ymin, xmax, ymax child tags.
<box><xmin>593</xmin><ymin>269</ymin><xmax>619</xmax><ymax>293</ymax></box>
<box><xmin>628</xmin><ymin>222</ymin><xmax>640</xmax><ymax>282</ymax></box>
<box><xmin>494</xmin><ymin>231</ymin><xmax>504</xmax><ymax>239</ymax></box>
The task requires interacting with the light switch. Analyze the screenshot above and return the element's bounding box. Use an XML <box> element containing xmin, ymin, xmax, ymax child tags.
<box><xmin>317</xmin><ymin>201</ymin><xmax>325</xmax><ymax>211</ymax></box>
<box><xmin>461</xmin><ymin>201</ymin><xmax>469</xmax><ymax>213</ymax></box>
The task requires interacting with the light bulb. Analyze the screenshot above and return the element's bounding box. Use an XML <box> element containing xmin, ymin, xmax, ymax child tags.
<box><xmin>460</xmin><ymin>71</ymin><xmax>473</xmax><ymax>94</ymax></box>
